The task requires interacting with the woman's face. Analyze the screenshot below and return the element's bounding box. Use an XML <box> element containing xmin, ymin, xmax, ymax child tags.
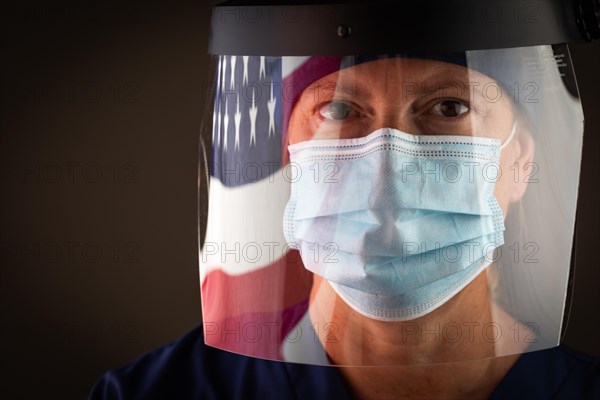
<box><xmin>288</xmin><ymin>57</ymin><xmax>532</xmax><ymax>215</ymax></box>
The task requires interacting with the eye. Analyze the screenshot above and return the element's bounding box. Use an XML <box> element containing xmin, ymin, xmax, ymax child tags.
<box><xmin>318</xmin><ymin>101</ymin><xmax>358</xmax><ymax>121</ymax></box>
<box><xmin>430</xmin><ymin>99</ymin><xmax>469</xmax><ymax>118</ymax></box>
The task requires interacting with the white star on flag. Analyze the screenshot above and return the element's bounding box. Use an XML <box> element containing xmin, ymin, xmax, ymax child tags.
<box><xmin>249</xmin><ymin>87</ymin><xmax>258</xmax><ymax>147</ymax></box>
<box><xmin>268</xmin><ymin>80</ymin><xmax>277</xmax><ymax>137</ymax></box>
<box><xmin>259</xmin><ymin>56</ymin><xmax>266</xmax><ymax>80</ymax></box>
<box><xmin>213</xmin><ymin>56</ymin><xmax>222</xmax><ymax>143</ymax></box>
<box><xmin>234</xmin><ymin>93</ymin><xmax>242</xmax><ymax>151</ymax></box>
<box><xmin>223</xmin><ymin>97</ymin><xmax>229</xmax><ymax>152</ymax></box>
<box><xmin>230</xmin><ymin>56</ymin><xmax>237</xmax><ymax>90</ymax></box>
<box><xmin>243</xmin><ymin>56</ymin><xmax>249</xmax><ymax>86</ymax></box>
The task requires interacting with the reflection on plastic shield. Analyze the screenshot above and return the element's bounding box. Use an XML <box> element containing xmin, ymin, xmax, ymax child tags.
<box><xmin>199</xmin><ymin>46</ymin><xmax>584</xmax><ymax>365</ymax></box>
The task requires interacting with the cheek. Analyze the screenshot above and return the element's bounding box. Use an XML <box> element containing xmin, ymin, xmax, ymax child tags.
<box><xmin>492</xmin><ymin>152</ymin><xmax>516</xmax><ymax>219</ymax></box>
<box><xmin>288</xmin><ymin>108</ymin><xmax>315</xmax><ymax>144</ymax></box>
<box><xmin>287</xmin><ymin>114</ymin><xmax>300</xmax><ymax>144</ymax></box>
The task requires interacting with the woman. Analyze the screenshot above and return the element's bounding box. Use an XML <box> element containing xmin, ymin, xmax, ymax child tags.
<box><xmin>281</xmin><ymin>54</ymin><xmax>533</xmax><ymax>398</ymax></box>
<box><xmin>91</xmin><ymin>1</ymin><xmax>599</xmax><ymax>398</ymax></box>
<box><xmin>195</xmin><ymin>44</ymin><xmax>591</xmax><ymax>396</ymax></box>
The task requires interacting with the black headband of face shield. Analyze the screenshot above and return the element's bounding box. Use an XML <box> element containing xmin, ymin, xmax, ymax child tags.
<box><xmin>209</xmin><ymin>0</ymin><xmax>600</xmax><ymax>55</ymax></box>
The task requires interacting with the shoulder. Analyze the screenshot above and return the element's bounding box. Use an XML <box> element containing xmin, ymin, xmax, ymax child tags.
<box><xmin>490</xmin><ymin>345</ymin><xmax>600</xmax><ymax>399</ymax></box>
<box><xmin>89</xmin><ymin>325</ymin><xmax>347</xmax><ymax>400</ymax></box>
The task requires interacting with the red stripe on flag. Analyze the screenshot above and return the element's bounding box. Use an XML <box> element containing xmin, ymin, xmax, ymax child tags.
<box><xmin>202</xmin><ymin>300</ymin><xmax>309</xmax><ymax>361</ymax></box>
<box><xmin>201</xmin><ymin>249</ymin><xmax>312</xmax><ymax>360</ymax></box>
<box><xmin>201</xmin><ymin>249</ymin><xmax>312</xmax><ymax>322</ymax></box>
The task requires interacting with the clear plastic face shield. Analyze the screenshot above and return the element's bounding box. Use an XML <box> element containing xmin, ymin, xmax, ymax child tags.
<box><xmin>199</xmin><ymin>2</ymin><xmax>593</xmax><ymax>367</ymax></box>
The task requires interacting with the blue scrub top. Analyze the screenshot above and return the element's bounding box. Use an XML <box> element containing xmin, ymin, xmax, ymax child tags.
<box><xmin>90</xmin><ymin>325</ymin><xmax>599</xmax><ymax>399</ymax></box>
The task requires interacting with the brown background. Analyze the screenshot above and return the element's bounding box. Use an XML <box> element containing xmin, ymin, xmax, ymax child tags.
<box><xmin>1</xmin><ymin>1</ymin><xmax>599</xmax><ymax>399</ymax></box>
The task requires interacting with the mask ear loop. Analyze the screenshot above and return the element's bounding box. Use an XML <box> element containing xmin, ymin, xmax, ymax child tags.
<box><xmin>500</xmin><ymin>121</ymin><xmax>518</xmax><ymax>150</ymax></box>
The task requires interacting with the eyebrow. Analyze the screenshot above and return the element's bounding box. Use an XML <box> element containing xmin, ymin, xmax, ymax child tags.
<box><xmin>305</xmin><ymin>80</ymin><xmax>373</xmax><ymax>103</ymax></box>
<box><xmin>333</xmin><ymin>83</ymin><xmax>372</xmax><ymax>100</ymax></box>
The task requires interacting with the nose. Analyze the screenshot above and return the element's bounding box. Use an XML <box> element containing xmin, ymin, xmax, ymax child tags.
<box><xmin>376</xmin><ymin>110</ymin><xmax>418</xmax><ymax>135</ymax></box>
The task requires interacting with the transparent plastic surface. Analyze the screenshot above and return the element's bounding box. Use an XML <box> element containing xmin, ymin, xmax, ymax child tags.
<box><xmin>199</xmin><ymin>46</ymin><xmax>584</xmax><ymax>366</ymax></box>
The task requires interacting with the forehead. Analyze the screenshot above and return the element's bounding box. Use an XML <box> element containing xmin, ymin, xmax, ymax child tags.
<box><xmin>299</xmin><ymin>57</ymin><xmax>496</xmax><ymax>99</ymax></box>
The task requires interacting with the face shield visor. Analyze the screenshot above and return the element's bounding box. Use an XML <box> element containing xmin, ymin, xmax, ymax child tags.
<box><xmin>199</xmin><ymin>0</ymin><xmax>596</xmax><ymax>366</ymax></box>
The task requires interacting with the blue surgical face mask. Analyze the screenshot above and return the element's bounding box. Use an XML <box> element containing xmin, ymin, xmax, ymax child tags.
<box><xmin>283</xmin><ymin>125</ymin><xmax>515</xmax><ymax>321</ymax></box>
